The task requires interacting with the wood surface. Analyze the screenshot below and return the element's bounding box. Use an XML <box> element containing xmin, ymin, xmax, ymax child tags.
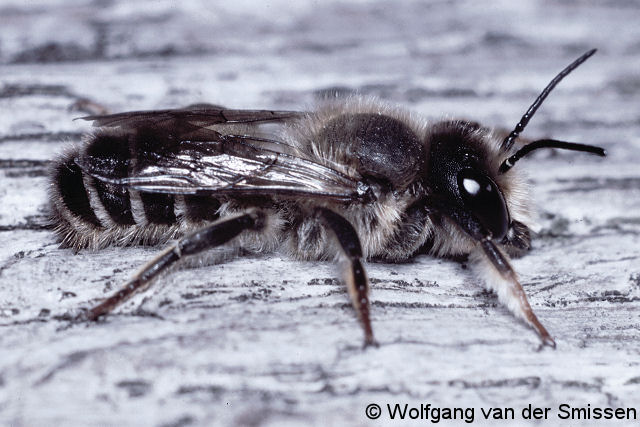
<box><xmin>1</xmin><ymin>1</ymin><xmax>639</xmax><ymax>425</ymax></box>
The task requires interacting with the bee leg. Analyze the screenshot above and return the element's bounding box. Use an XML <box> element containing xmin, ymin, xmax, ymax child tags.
<box><xmin>83</xmin><ymin>211</ymin><xmax>266</xmax><ymax>321</ymax></box>
<box><xmin>317</xmin><ymin>207</ymin><xmax>376</xmax><ymax>347</ymax></box>
<box><xmin>480</xmin><ymin>239</ymin><xmax>556</xmax><ymax>348</ymax></box>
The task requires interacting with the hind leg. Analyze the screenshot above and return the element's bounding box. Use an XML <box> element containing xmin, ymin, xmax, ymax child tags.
<box><xmin>85</xmin><ymin>210</ymin><xmax>266</xmax><ymax>320</ymax></box>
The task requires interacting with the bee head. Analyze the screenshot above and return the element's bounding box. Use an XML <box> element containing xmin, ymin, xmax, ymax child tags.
<box><xmin>425</xmin><ymin>120</ymin><xmax>509</xmax><ymax>242</ymax></box>
<box><xmin>425</xmin><ymin>49</ymin><xmax>607</xmax><ymax>246</ymax></box>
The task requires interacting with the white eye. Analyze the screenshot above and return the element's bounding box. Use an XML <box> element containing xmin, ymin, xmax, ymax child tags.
<box><xmin>462</xmin><ymin>178</ymin><xmax>481</xmax><ymax>196</ymax></box>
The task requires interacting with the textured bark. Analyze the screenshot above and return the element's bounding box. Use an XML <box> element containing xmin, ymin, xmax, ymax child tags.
<box><xmin>1</xmin><ymin>1</ymin><xmax>639</xmax><ymax>426</ymax></box>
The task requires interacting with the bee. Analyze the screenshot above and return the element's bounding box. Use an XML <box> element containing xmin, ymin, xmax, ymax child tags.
<box><xmin>50</xmin><ymin>49</ymin><xmax>605</xmax><ymax>347</ymax></box>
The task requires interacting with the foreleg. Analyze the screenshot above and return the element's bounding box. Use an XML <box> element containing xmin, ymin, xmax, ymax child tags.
<box><xmin>477</xmin><ymin>239</ymin><xmax>555</xmax><ymax>348</ymax></box>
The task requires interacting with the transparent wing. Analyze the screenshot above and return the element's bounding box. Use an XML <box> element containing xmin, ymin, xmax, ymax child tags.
<box><xmin>77</xmin><ymin>109</ymin><xmax>363</xmax><ymax>201</ymax></box>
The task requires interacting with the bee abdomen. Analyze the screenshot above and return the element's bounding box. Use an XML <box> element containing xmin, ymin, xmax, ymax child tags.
<box><xmin>50</xmin><ymin>134</ymin><xmax>221</xmax><ymax>249</ymax></box>
<box><xmin>90</xmin><ymin>179</ymin><xmax>136</xmax><ymax>226</ymax></box>
<box><xmin>51</xmin><ymin>154</ymin><xmax>103</xmax><ymax>229</ymax></box>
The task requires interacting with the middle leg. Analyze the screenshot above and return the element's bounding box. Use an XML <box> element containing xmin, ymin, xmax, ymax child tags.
<box><xmin>317</xmin><ymin>207</ymin><xmax>376</xmax><ymax>347</ymax></box>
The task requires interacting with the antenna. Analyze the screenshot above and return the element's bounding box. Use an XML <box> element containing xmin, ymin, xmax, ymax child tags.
<box><xmin>499</xmin><ymin>139</ymin><xmax>606</xmax><ymax>173</ymax></box>
<box><xmin>501</xmin><ymin>49</ymin><xmax>597</xmax><ymax>152</ymax></box>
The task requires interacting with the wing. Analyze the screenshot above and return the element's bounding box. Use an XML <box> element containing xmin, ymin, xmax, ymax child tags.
<box><xmin>81</xmin><ymin>105</ymin><xmax>305</xmax><ymax>131</ymax></box>
<box><xmin>77</xmin><ymin>109</ymin><xmax>364</xmax><ymax>201</ymax></box>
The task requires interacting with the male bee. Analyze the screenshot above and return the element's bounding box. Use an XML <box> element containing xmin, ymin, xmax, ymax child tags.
<box><xmin>50</xmin><ymin>49</ymin><xmax>605</xmax><ymax>347</ymax></box>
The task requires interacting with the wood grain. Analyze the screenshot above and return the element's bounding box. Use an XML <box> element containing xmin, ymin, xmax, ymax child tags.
<box><xmin>1</xmin><ymin>1</ymin><xmax>639</xmax><ymax>425</ymax></box>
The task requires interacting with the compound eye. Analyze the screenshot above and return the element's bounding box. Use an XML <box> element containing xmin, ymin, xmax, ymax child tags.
<box><xmin>457</xmin><ymin>168</ymin><xmax>509</xmax><ymax>241</ymax></box>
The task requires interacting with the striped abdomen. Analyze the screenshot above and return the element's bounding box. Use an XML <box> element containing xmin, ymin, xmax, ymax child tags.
<box><xmin>49</xmin><ymin>132</ymin><xmax>222</xmax><ymax>249</ymax></box>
